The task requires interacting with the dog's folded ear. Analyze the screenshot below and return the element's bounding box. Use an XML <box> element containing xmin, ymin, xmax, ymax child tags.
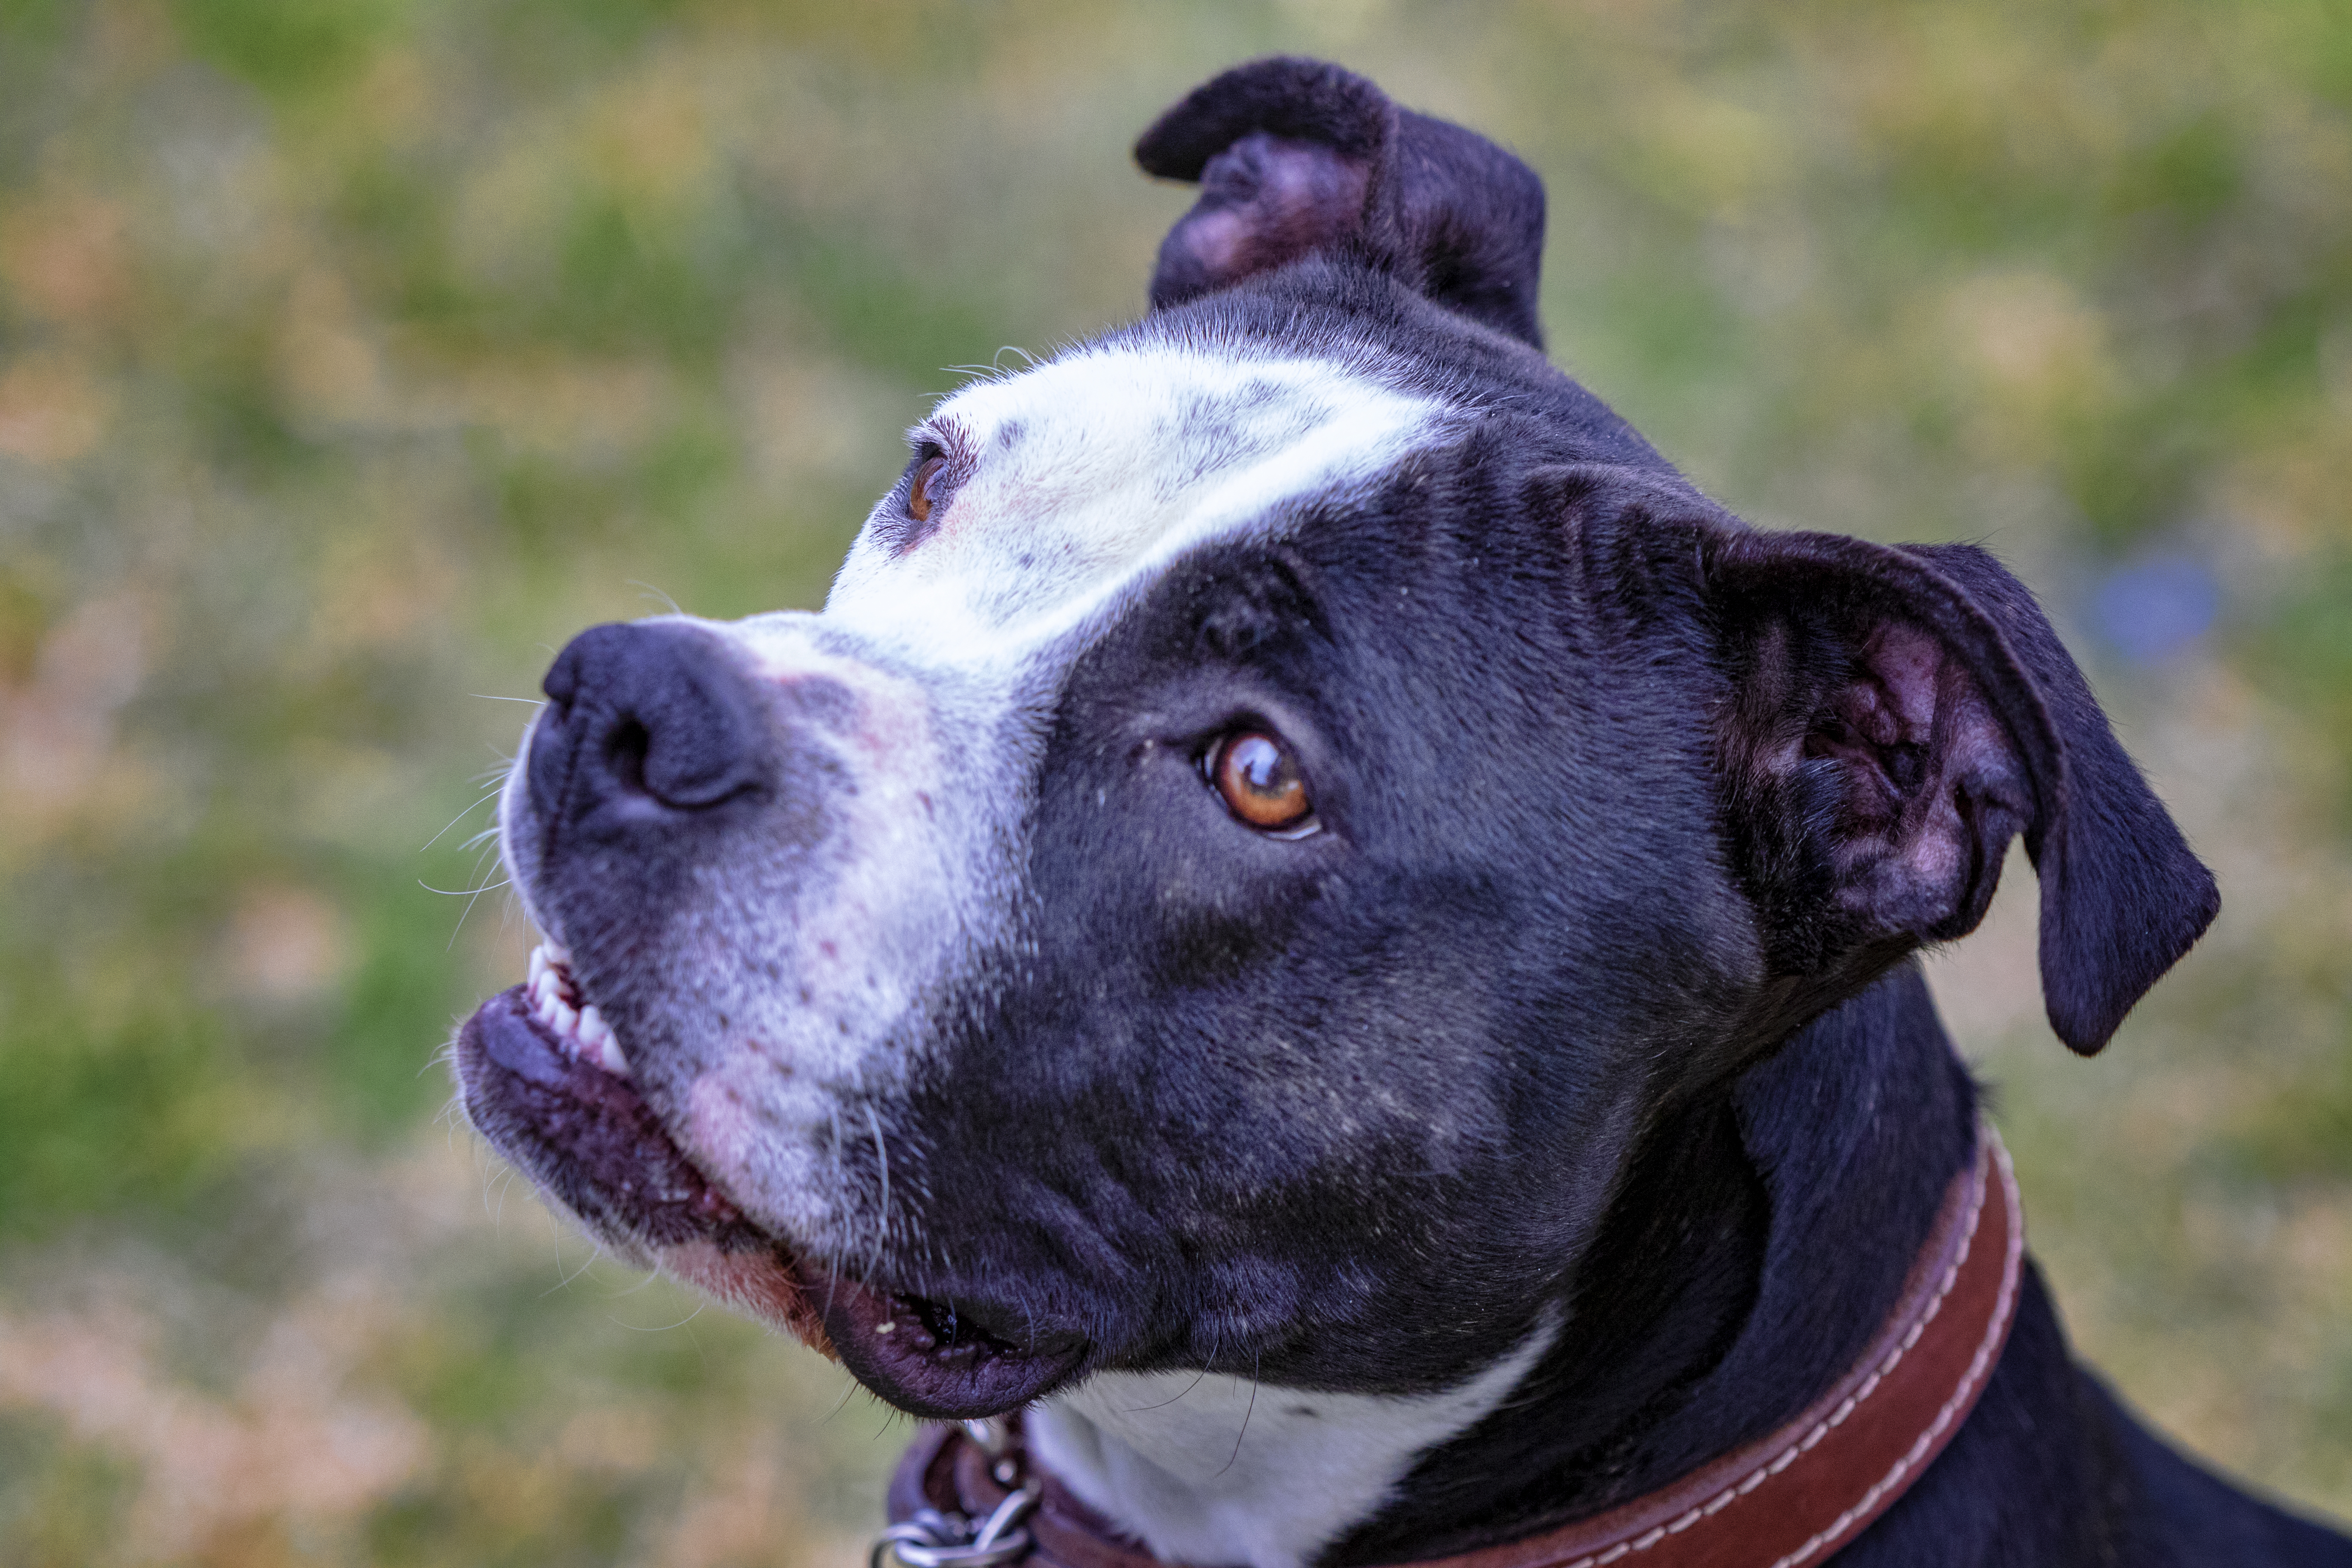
<box><xmin>1135</xmin><ymin>57</ymin><xmax>1548</xmax><ymax>348</ymax></box>
<box><xmin>1690</xmin><ymin>525</ymin><xmax>2219</xmax><ymax>1055</ymax></box>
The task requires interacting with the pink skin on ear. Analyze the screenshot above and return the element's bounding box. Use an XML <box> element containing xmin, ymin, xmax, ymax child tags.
<box><xmin>1809</xmin><ymin>620</ymin><xmax>2026</xmax><ymax>935</ymax></box>
<box><xmin>1162</xmin><ymin>132</ymin><xmax>1372</xmax><ymax>298</ymax></box>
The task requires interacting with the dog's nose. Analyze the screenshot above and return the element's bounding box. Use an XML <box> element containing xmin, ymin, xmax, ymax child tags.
<box><xmin>530</xmin><ymin>622</ymin><xmax>769</xmax><ymax>832</ymax></box>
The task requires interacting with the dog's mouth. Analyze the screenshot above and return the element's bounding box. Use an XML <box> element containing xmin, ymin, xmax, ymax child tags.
<box><xmin>454</xmin><ymin>945</ymin><xmax>1084</xmax><ymax>1418</ymax></box>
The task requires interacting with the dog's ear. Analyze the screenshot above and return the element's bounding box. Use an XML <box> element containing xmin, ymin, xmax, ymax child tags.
<box><xmin>1689</xmin><ymin>524</ymin><xmax>2219</xmax><ymax>1055</ymax></box>
<box><xmin>1135</xmin><ymin>57</ymin><xmax>1547</xmax><ymax>348</ymax></box>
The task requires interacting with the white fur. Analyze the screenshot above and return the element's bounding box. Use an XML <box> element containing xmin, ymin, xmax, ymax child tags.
<box><xmin>1027</xmin><ymin>1314</ymin><xmax>1558</xmax><ymax>1568</ymax></box>
<box><xmin>499</xmin><ymin>617</ymin><xmax>985</xmax><ymax>1248</ymax></box>
<box><xmin>826</xmin><ymin>345</ymin><xmax>1445</xmax><ymax>667</ymax></box>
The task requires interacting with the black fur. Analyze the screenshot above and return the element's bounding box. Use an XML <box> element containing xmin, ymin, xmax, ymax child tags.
<box><xmin>1139</xmin><ymin>57</ymin><xmax>1550</xmax><ymax>348</ymax></box>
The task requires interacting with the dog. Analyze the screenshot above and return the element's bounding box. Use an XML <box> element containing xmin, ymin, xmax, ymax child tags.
<box><xmin>456</xmin><ymin>57</ymin><xmax>2352</xmax><ymax>1568</ymax></box>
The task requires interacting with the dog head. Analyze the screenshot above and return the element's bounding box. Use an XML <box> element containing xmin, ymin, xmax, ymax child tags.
<box><xmin>456</xmin><ymin>58</ymin><xmax>2216</xmax><ymax>1430</ymax></box>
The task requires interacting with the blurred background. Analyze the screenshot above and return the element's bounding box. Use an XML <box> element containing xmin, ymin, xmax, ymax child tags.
<box><xmin>2</xmin><ymin>0</ymin><xmax>2349</xmax><ymax>1562</ymax></box>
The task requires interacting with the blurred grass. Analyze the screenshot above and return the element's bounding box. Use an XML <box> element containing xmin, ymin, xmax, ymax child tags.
<box><xmin>1</xmin><ymin>0</ymin><xmax>2349</xmax><ymax>1562</ymax></box>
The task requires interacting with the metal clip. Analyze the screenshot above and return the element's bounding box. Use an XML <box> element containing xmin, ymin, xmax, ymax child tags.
<box><xmin>962</xmin><ymin>1417</ymin><xmax>1013</xmax><ymax>1459</ymax></box>
<box><xmin>872</xmin><ymin>1473</ymin><xmax>1041</xmax><ymax>1568</ymax></box>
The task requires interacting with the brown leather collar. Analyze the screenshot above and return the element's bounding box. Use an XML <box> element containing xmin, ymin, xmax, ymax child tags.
<box><xmin>888</xmin><ymin>1126</ymin><xmax>2022</xmax><ymax>1568</ymax></box>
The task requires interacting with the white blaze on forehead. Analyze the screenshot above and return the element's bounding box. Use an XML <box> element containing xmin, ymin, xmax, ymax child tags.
<box><xmin>825</xmin><ymin>345</ymin><xmax>1446</xmax><ymax>667</ymax></box>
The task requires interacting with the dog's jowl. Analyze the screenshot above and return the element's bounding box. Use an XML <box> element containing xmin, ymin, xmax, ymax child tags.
<box><xmin>457</xmin><ymin>57</ymin><xmax>2352</xmax><ymax>1568</ymax></box>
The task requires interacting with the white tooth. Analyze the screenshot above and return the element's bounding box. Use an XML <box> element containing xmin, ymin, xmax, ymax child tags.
<box><xmin>580</xmin><ymin>1013</ymin><xmax>631</xmax><ymax>1078</ymax></box>
<box><xmin>578</xmin><ymin>1007</ymin><xmax>624</xmax><ymax>1072</ymax></box>
<box><xmin>529</xmin><ymin>945</ymin><xmax>548</xmax><ymax>986</ymax></box>
<box><xmin>579</xmin><ymin>1005</ymin><xmax>614</xmax><ymax>1056</ymax></box>
<box><xmin>552</xmin><ymin>999</ymin><xmax>578</xmax><ymax>1038</ymax></box>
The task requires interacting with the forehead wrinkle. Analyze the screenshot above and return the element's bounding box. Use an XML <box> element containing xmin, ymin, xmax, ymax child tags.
<box><xmin>824</xmin><ymin>343</ymin><xmax>1442</xmax><ymax>675</ymax></box>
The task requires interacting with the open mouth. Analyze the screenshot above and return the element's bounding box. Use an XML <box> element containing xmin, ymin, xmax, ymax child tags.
<box><xmin>454</xmin><ymin>944</ymin><xmax>1085</xmax><ymax>1418</ymax></box>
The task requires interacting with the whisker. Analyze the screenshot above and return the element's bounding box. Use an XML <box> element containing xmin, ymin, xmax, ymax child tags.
<box><xmin>1121</xmin><ymin>1359</ymin><xmax>1216</xmax><ymax>1412</ymax></box>
<box><xmin>440</xmin><ymin>837</ymin><xmax>512</xmax><ymax>949</ymax></box>
<box><xmin>863</xmin><ymin>1104</ymin><xmax>892</xmax><ymax>1287</ymax></box>
<box><xmin>422</xmin><ymin>789</ymin><xmax>503</xmax><ymax>851</ymax></box>
<box><xmin>420</xmin><ymin>875</ymin><xmax>509</xmax><ymax>897</ymax></box>
<box><xmin>545</xmin><ymin>1229</ymin><xmax>606</xmax><ymax>1295</ymax></box>
<box><xmin>606</xmin><ymin>1268</ymin><xmax>666</xmax><ymax>1299</ymax></box>
<box><xmin>629</xmin><ymin>580</ymin><xmax>686</xmax><ymax>616</ymax></box>
<box><xmin>612</xmin><ymin>1302</ymin><xmax>708</xmax><ymax>1333</ymax></box>
<box><xmin>1214</xmin><ymin>1353</ymin><xmax>1262</xmax><ymax>1477</ymax></box>
<box><xmin>450</xmin><ymin>884</ymin><xmax>499</xmax><ymax>945</ymax></box>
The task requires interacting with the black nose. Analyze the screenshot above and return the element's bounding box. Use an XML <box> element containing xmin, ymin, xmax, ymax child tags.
<box><xmin>530</xmin><ymin>622</ymin><xmax>769</xmax><ymax>834</ymax></box>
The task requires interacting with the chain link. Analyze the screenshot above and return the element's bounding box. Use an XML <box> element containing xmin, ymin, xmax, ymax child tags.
<box><xmin>872</xmin><ymin>1420</ymin><xmax>1041</xmax><ymax>1568</ymax></box>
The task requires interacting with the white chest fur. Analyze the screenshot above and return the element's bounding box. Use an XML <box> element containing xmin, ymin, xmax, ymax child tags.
<box><xmin>1025</xmin><ymin>1319</ymin><xmax>1556</xmax><ymax>1568</ymax></box>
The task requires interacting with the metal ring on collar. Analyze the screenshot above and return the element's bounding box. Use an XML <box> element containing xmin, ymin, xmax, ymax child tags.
<box><xmin>872</xmin><ymin>1480</ymin><xmax>1043</xmax><ymax>1568</ymax></box>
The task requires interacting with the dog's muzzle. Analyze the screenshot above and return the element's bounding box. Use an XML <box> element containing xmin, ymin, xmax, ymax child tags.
<box><xmin>456</xmin><ymin>618</ymin><xmax>1085</xmax><ymax>1418</ymax></box>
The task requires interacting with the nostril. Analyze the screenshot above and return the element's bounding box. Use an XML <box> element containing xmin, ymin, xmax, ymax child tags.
<box><xmin>600</xmin><ymin>708</ymin><xmax>761</xmax><ymax>812</ymax></box>
<box><xmin>641</xmin><ymin>722</ymin><xmax>763</xmax><ymax>810</ymax></box>
<box><xmin>533</xmin><ymin>621</ymin><xmax>771</xmax><ymax>827</ymax></box>
<box><xmin>605</xmin><ymin>716</ymin><xmax>651</xmax><ymax>795</ymax></box>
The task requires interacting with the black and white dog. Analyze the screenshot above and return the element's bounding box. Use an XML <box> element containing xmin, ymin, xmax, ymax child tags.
<box><xmin>458</xmin><ymin>58</ymin><xmax>2352</xmax><ymax>1568</ymax></box>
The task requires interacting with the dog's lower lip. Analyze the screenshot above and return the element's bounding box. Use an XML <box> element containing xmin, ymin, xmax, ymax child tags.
<box><xmin>813</xmin><ymin>1265</ymin><xmax>1086</xmax><ymax>1420</ymax></box>
<box><xmin>455</xmin><ymin>982</ymin><xmax>763</xmax><ymax>1250</ymax></box>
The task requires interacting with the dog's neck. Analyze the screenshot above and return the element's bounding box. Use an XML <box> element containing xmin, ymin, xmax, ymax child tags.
<box><xmin>1028</xmin><ymin>963</ymin><xmax>1977</xmax><ymax>1568</ymax></box>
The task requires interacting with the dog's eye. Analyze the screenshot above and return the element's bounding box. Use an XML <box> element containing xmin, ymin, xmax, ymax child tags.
<box><xmin>907</xmin><ymin>456</ymin><xmax>946</xmax><ymax>523</ymax></box>
<box><xmin>1209</xmin><ymin>731</ymin><xmax>1317</xmax><ymax>836</ymax></box>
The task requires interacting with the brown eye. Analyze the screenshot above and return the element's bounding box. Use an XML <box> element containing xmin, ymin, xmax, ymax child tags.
<box><xmin>907</xmin><ymin>456</ymin><xmax>946</xmax><ymax>523</ymax></box>
<box><xmin>1212</xmin><ymin>731</ymin><xmax>1316</xmax><ymax>835</ymax></box>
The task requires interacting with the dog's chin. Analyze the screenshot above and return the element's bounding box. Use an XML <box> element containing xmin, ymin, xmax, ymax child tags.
<box><xmin>454</xmin><ymin>962</ymin><xmax>1085</xmax><ymax>1418</ymax></box>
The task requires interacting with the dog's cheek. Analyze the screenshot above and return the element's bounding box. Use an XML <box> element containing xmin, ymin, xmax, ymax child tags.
<box><xmin>681</xmin><ymin>1065</ymin><xmax>781</xmax><ymax>1211</ymax></box>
